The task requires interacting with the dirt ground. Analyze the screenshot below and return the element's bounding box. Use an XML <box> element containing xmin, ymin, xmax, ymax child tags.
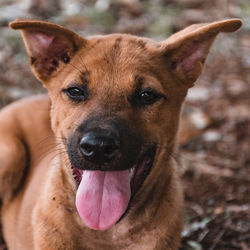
<box><xmin>0</xmin><ymin>0</ymin><xmax>249</xmax><ymax>249</ymax></box>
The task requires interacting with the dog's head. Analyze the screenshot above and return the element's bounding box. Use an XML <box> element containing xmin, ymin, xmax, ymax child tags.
<box><xmin>10</xmin><ymin>19</ymin><xmax>241</xmax><ymax>230</ymax></box>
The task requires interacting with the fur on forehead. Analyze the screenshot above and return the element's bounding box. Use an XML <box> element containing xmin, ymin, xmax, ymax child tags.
<box><xmin>83</xmin><ymin>34</ymin><xmax>160</xmax><ymax>63</ymax></box>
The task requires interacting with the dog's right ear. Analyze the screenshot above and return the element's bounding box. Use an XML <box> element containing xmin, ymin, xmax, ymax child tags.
<box><xmin>9</xmin><ymin>19</ymin><xmax>87</xmax><ymax>82</ymax></box>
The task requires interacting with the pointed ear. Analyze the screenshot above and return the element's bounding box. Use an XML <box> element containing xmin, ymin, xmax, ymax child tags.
<box><xmin>161</xmin><ymin>19</ymin><xmax>242</xmax><ymax>87</ymax></box>
<box><xmin>9</xmin><ymin>19</ymin><xmax>87</xmax><ymax>81</ymax></box>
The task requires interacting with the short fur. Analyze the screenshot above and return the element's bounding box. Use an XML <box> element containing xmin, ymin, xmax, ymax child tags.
<box><xmin>0</xmin><ymin>19</ymin><xmax>241</xmax><ymax>249</ymax></box>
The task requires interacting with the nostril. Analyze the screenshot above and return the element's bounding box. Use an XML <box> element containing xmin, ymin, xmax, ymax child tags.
<box><xmin>80</xmin><ymin>143</ymin><xmax>94</xmax><ymax>157</ymax></box>
<box><xmin>80</xmin><ymin>135</ymin><xmax>96</xmax><ymax>158</ymax></box>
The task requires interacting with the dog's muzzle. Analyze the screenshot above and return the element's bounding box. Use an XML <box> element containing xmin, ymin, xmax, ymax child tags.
<box><xmin>66</xmin><ymin>115</ymin><xmax>156</xmax><ymax>231</ymax></box>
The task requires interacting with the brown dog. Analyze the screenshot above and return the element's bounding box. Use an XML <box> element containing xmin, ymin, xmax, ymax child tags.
<box><xmin>0</xmin><ymin>19</ymin><xmax>241</xmax><ymax>249</ymax></box>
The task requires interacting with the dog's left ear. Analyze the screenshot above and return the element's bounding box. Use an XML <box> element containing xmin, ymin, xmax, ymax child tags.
<box><xmin>161</xmin><ymin>19</ymin><xmax>242</xmax><ymax>87</ymax></box>
<box><xmin>9</xmin><ymin>19</ymin><xmax>87</xmax><ymax>82</ymax></box>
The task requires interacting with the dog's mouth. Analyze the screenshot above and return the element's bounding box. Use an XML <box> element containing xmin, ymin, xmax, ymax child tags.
<box><xmin>71</xmin><ymin>146</ymin><xmax>156</xmax><ymax>231</ymax></box>
<box><xmin>129</xmin><ymin>146</ymin><xmax>156</xmax><ymax>198</ymax></box>
<box><xmin>72</xmin><ymin>146</ymin><xmax>156</xmax><ymax>195</ymax></box>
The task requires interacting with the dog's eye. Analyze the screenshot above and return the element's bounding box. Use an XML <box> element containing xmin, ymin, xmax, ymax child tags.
<box><xmin>63</xmin><ymin>86</ymin><xmax>88</xmax><ymax>102</ymax></box>
<box><xmin>67</xmin><ymin>87</ymin><xmax>82</xmax><ymax>96</ymax></box>
<box><xmin>136</xmin><ymin>89</ymin><xmax>162</xmax><ymax>106</ymax></box>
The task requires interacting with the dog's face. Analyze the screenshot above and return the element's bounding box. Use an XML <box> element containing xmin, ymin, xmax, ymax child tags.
<box><xmin>10</xmin><ymin>19</ymin><xmax>241</xmax><ymax>231</ymax></box>
<box><xmin>50</xmin><ymin>35</ymin><xmax>185</xmax><ymax>169</ymax></box>
<box><xmin>48</xmin><ymin>36</ymin><xmax>186</xmax><ymax>230</ymax></box>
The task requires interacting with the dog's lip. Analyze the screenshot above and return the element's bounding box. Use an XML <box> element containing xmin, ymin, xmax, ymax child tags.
<box><xmin>129</xmin><ymin>146</ymin><xmax>156</xmax><ymax>197</ymax></box>
<box><xmin>71</xmin><ymin>146</ymin><xmax>156</xmax><ymax>192</ymax></box>
<box><xmin>72</xmin><ymin>166</ymin><xmax>83</xmax><ymax>184</ymax></box>
<box><xmin>117</xmin><ymin>146</ymin><xmax>156</xmax><ymax>223</ymax></box>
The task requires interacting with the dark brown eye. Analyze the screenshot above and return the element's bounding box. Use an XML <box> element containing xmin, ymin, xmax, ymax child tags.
<box><xmin>67</xmin><ymin>87</ymin><xmax>82</xmax><ymax>96</ymax></box>
<box><xmin>62</xmin><ymin>86</ymin><xmax>89</xmax><ymax>102</ymax></box>
<box><xmin>136</xmin><ymin>89</ymin><xmax>163</xmax><ymax>106</ymax></box>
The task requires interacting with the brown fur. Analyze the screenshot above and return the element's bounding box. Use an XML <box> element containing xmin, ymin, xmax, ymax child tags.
<box><xmin>0</xmin><ymin>19</ymin><xmax>241</xmax><ymax>249</ymax></box>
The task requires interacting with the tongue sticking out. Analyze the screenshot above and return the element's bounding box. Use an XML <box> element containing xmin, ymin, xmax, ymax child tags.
<box><xmin>76</xmin><ymin>170</ymin><xmax>131</xmax><ymax>230</ymax></box>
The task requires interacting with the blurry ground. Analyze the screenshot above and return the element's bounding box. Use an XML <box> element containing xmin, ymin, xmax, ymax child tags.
<box><xmin>0</xmin><ymin>0</ymin><xmax>249</xmax><ymax>249</ymax></box>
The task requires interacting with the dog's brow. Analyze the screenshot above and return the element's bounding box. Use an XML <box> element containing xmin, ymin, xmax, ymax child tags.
<box><xmin>80</xmin><ymin>71</ymin><xmax>90</xmax><ymax>84</ymax></box>
<box><xmin>78</xmin><ymin>54</ymin><xmax>91</xmax><ymax>75</ymax></box>
<box><xmin>134</xmin><ymin>75</ymin><xmax>144</xmax><ymax>90</ymax></box>
<box><xmin>124</xmin><ymin>75</ymin><xmax>144</xmax><ymax>105</ymax></box>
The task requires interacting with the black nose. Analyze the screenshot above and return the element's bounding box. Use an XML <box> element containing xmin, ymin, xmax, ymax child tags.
<box><xmin>79</xmin><ymin>131</ymin><xmax>120</xmax><ymax>165</ymax></box>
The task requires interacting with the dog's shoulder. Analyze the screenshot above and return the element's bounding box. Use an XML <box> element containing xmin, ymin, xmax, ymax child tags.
<box><xmin>1</xmin><ymin>94</ymin><xmax>49</xmax><ymax>113</ymax></box>
<box><xmin>0</xmin><ymin>94</ymin><xmax>52</xmax><ymax>144</ymax></box>
<box><xmin>0</xmin><ymin>94</ymin><xmax>50</xmax><ymax>119</ymax></box>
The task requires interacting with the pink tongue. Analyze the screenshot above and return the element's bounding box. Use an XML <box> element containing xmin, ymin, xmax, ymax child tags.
<box><xmin>76</xmin><ymin>170</ymin><xmax>131</xmax><ymax>230</ymax></box>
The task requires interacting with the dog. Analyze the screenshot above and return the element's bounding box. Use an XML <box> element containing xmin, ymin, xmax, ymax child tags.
<box><xmin>0</xmin><ymin>18</ymin><xmax>241</xmax><ymax>249</ymax></box>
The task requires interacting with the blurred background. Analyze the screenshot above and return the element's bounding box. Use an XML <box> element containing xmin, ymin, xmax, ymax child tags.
<box><xmin>0</xmin><ymin>0</ymin><xmax>249</xmax><ymax>249</ymax></box>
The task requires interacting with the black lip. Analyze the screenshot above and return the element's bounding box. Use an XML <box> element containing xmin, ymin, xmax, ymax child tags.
<box><xmin>118</xmin><ymin>145</ymin><xmax>156</xmax><ymax>222</ymax></box>
<box><xmin>130</xmin><ymin>146</ymin><xmax>156</xmax><ymax>197</ymax></box>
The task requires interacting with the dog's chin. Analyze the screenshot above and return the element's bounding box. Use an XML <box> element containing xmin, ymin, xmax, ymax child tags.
<box><xmin>71</xmin><ymin>146</ymin><xmax>156</xmax><ymax>224</ymax></box>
